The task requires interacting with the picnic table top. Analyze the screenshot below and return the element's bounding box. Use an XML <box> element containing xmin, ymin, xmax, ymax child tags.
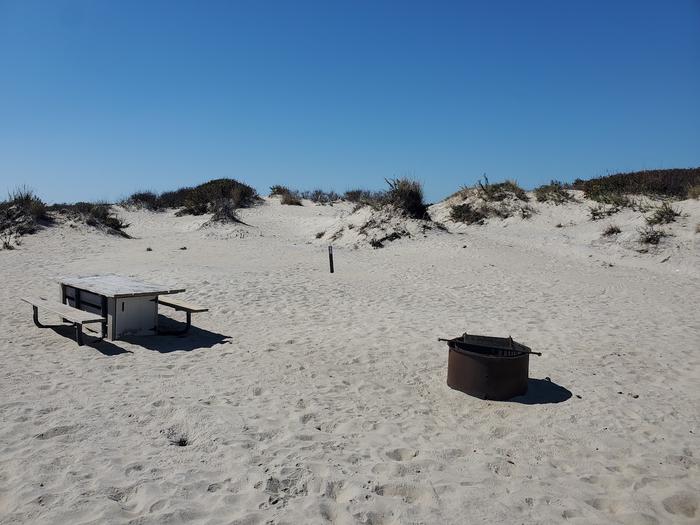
<box><xmin>60</xmin><ymin>274</ymin><xmax>185</xmax><ymax>298</ymax></box>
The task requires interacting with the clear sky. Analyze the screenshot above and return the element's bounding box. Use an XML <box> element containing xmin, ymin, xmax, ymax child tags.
<box><xmin>1</xmin><ymin>1</ymin><xmax>699</xmax><ymax>203</ymax></box>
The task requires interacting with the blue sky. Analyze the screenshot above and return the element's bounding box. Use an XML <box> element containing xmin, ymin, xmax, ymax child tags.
<box><xmin>1</xmin><ymin>0</ymin><xmax>699</xmax><ymax>203</ymax></box>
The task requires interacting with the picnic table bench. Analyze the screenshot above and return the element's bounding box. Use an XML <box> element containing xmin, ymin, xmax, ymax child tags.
<box><xmin>22</xmin><ymin>296</ymin><xmax>106</xmax><ymax>346</ymax></box>
<box><xmin>157</xmin><ymin>297</ymin><xmax>208</xmax><ymax>335</ymax></box>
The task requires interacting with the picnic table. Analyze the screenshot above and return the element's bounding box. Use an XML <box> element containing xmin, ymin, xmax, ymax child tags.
<box><xmin>24</xmin><ymin>274</ymin><xmax>208</xmax><ymax>345</ymax></box>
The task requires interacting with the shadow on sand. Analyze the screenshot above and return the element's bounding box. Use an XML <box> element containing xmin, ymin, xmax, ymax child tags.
<box><xmin>509</xmin><ymin>378</ymin><xmax>572</xmax><ymax>405</ymax></box>
<box><xmin>49</xmin><ymin>325</ymin><xmax>131</xmax><ymax>356</ymax></box>
<box><xmin>121</xmin><ymin>315</ymin><xmax>232</xmax><ymax>353</ymax></box>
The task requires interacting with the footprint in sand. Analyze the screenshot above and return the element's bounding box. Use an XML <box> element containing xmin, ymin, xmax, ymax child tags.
<box><xmin>662</xmin><ymin>492</ymin><xmax>698</xmax><ymax>519</ymax></box>
<box><xmin>35</xmin><ymin>425</ymin><xmax>78</xmax><ymax>440</ymax></box>
<box><xmin>385</xmin><ymin>448</ymin><xmax>418</xmax><ymax>461</ymax></box>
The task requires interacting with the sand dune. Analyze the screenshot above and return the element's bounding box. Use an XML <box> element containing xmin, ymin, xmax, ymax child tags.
<box><xmin>1</xmin><ymin>195</ymin><xmax>698</xmax><ymax>524</ymax></box>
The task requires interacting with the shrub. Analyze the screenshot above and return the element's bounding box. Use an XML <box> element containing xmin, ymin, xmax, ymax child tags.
<box><xmin>343</xmin><ymin>189</ymin><xmax>385</xmax><ymax>208</ymax></box>
<box><xmin>688</xmin><ymin>185</ymin><xmax>700</xmax><ymax>200</ymax></box>
<box><xmin>158</xmin><ymin>187</ymin><xmax>193</xmax><ymax>209</ymax></box>
<box><xmin>478</xmin><ymin>176</ymin><xmax>528</xmax><ymax>202</ymax></box>
<box><xmin>602</xmin><ymin>224</ymin><xmax>621</xmax><ymax>236</ymax></box>
<box><xmin>0</xmin><ymin>186</ymin><xmax>49</xmax><ymax>237</ymax></box>
<box><xmin>281</xmin><ymin>192</ymin><xmax>302</xmax><ymax>206</ymax></box>
<box><xmin>450</xmin><ymin>203</ymin><xmax>487</xmax><ymax>224</ymax></box>
<box><xmin>208</xmin><ymin>198</ymin><xmax>244</xmax><ymax>223</ymax></box>
<box><xmin>123</xmin><ymin>191</ymin><xmax>162</xmax><ymax>211</ymax></box>
<box><xmin>6</xmin><ymin>186</ymin><xmax>48</xmax><ymax>221</ymax></box>
<box><xmin>269</xmin><ymin>185</ymin><xmax>291</xmax><ymax>197</ymax></box>
<box><xmin>534</xmin><ymin>181</ymin><xmax>575</xmax><ymax>204</ymax></box>
<box><xmin>646</xmin><ymin>202</ymin><xmax>681</xmax><ymax>225</ymax></box>
<box><xmin>270</xmin><ymin>185</ymin><xmax>302</xmax><ymax>205</ymax></box>
<box><xmin>123</xmin><ymin>179</ymin><xmax>258</xmax><ymax>216</ymax></box>
<box><xmin>638</xmin><ymin>226</ymin><xmax>666</xmax><ymax>245</ymax></box>
<box><xmin>573</xmin><ymin>168</ymin><xmax>700</xmax><ymax>199</ymax></box>
<box><xmin>384</xmin><ymin>178</ymin><xmax>427</xmax><ymax>219</ymax></box>
<box><xmin>301</xmin><ymin>189</ymin><xmax>340</xmax><ymax>203</ymax></box>
<box><xmin>50</xmin><ymin>202</ymin><xmax>130</xmax><ymax>237</ymax></box>
<box><xmin>180</xmin><ymin>178</ymin><xmax>257</xmax><ymax>215</ymax></box>
<box><xmin>589</xmin><ymin>204</ymin><xmax>620</xmax><ymax>221</ymax></box>
<box><xmin>1</xmin><ymin>230</ymin><xmax>14</xmax><ymax>249</ymax></box>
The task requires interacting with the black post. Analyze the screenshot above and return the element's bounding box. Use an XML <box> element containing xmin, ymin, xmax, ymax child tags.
<box><xmin>328</xmin><ymin>246</ymin><xmax>334</xmax><ymax>274</ymax></box>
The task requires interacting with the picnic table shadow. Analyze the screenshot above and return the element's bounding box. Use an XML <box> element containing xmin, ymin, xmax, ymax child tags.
<box><xmin>120</xmin><ymin>315</ymin><xmax>232</xmax><ymax>353</ymax></box>
<box><xmin>508</xmin><ymin>378</ymin><xmax>572</xmax><ymax>405</ymax></box>
<box><xmin>49</xmin><ymin>325</ymin><xmax>131</xmax><ymax>356</ymax></box>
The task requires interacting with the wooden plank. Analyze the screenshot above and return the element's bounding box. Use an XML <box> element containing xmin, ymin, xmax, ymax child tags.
<box><xmin>60</xmin><ymin>274</ymin><xmax>185</xmax><ymax>298</ymax></box>
<box><xmin>22</xmin><ymin>297</ymin><xmax>105</xmax><ymax>324</ymax></box>
<box><xmin>158</xmin><ymin>296</ymin><xmax>208</xmax><ymax>313</ymax></box>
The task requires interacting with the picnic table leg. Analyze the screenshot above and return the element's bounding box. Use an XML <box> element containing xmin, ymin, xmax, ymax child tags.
<box><xmin>32</xmin><ymin>306</ymin><xmax>47</xmax><ymax>328</ymax></box>
<box><xmin>100</xmin><ymin>296</ymin><xmax>108</xmax><ymax>339</ymax></box>
<box><xmin>157</xmin><ymin>310</ymin><xmax>192</xmax><ymax>335</ymax></box>
<box><xmin>75</xmin><ymin>323</ymin><xmax>84</xmax><ymax>346</ymax></box>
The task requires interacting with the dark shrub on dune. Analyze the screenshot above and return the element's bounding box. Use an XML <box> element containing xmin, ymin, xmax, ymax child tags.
<box><xmin>270</xmin><ymin>185</ymin><xmax>302</xmax><ymax>205</ymax></box>
<box><xmin>301</xmin><ymin>189</ymin><xmax>340</xmax><ymax>203</ymax></box>
<box><xmin>49</xmin><ymin>202</ymin><xmax>131</xmax><ymax>237</ymax></box>
<box><xmin>534</xmin><ymin>181</ymin><xmax>575</xmax><ymax>204</ymax></box>
<box><xmin>123</xmin><ymin>191</ymin><xmax>162</xmax><ymax>211</ymax></box>
<box><xmin>478</xmin><ymin>177</ymin><xmax>528</xmax><ymax>202</ymax></box>
<box><xmin>450</xmin><ymin>203</ymin><xmax>487</xmax><ymax>225</ymax></box>
<box><xmin>0</xmin><ymin>186</ymin><xmax>49</xmax><ymax>237</ymax></box>
<box><xmin>638</xmin><ymin>225</ymin><xmax>666</xmax><ymax>245</ymax></box>
<box><xmin>574</xmin><ymin>168</ymin><xmax>700</xmax><ymax>200</ymax></box>
<box><xmin>343</xmin><ymin>189</ymin><xmax>385</xmax><ymax>209</ymax></box>
<box><xmin>602</xmin><ymin>224</ymin><xmax>621</xmax><ymax>236</ymax></box>
<box><xmin>124</xmin><ymin>179</ymin><xmax>259</xmax><ymax>216</ymax></box>
<box><xmin>646</xmin><ymin>202</ymin><xmax>681</xmax><ymax>225</ymax></box>
<box><xmin>384</xmin><ymin>178</ymin><xmax>428</xmax><ymax>219</ymax></box>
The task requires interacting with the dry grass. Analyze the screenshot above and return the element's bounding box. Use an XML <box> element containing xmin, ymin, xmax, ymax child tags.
<box><xmin>450</xmin><ymin>203</ymin><xmax>487</xmax><ymax>225</ymax></box>
<box><xmin>534</xmin><ymin>181</ymin><xmax>575</xmax><ymax>204</ymax></box>
<box><xmin>602</xmin><ymin>224</ymin><xmax>622</xmax><ymax>236</ymax></box>
<box><xmin>270</xmin><ymin>185</ymin><xmax>303</xmax><ymax>206</ymax></box>
<box><xmin>477</xmin><ymin>177</ymin><xmax>528</xmax><ymax>202</ymax></box>
<box><xmin>646</xmin><ymin>202</ymin><xmax>681</xmax><ymax>225</ymax></box>
<box><xmin>384</xmin><ymin>178</ymin><xmax>427</xmax><ymax>219</ymax></box>
<box><xmin>637</xmin><ymin>225</ymin><xmax>666</xmax><ymax>245</ymax></box>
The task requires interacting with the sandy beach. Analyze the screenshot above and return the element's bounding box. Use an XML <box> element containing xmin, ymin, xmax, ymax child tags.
<box><xmin>1</xmin><ymin>196</ymin><xmax>699</xmax><ymax>524</ymax></box>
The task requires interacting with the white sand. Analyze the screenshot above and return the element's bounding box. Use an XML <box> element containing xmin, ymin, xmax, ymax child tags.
<box><xmin>1</xmin><ymin>196</ymin><xmax>699</xmax><ymax>524</ymax></box>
